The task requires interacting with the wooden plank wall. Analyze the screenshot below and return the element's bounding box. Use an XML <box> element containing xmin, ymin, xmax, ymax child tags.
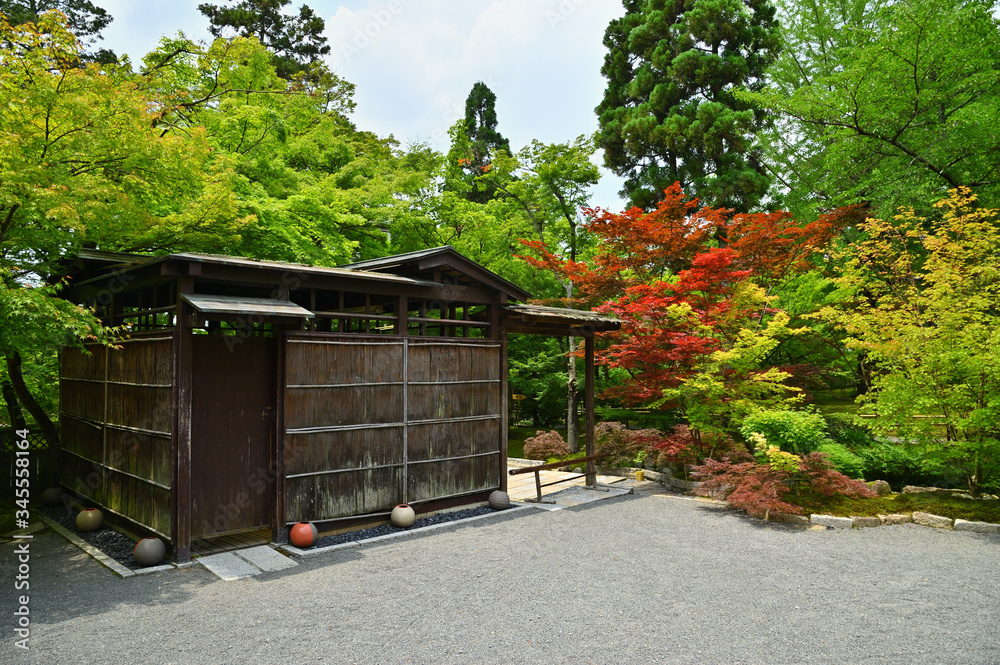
<box><xmin>283</xmin><ymin>334</ymin><xmax>501</xmax><ymax>524</ymax></box>
<box><xmin>406</xmin><ymin>340</ymin><xmax>501</xmax><ymax>503</ymax></box>
<box><xmin>60</xmin><ymin>337</ymin><xmax>173</xmax><ymax>537</ymax></box>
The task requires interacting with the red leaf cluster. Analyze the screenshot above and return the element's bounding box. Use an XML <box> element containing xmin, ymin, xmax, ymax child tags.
<box><xmin>691</xmin><ymin>452</ymin><xmax>875</xmax><ymax>518</ymax></box>
<box><xmin>517</xmin><ymin>183</ymin><xmax>857</xmax><ymax>406</ymax></box>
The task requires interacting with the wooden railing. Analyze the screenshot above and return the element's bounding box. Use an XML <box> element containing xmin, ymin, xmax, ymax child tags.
<box><xmin>508</xmin><ymin>453</ymin><xmax>607</xmax><ymax>502</ymax></box>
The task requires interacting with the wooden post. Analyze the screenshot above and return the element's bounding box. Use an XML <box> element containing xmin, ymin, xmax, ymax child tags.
<box><xmin>494</xmin><ymin>302</ymin><xmax>508</xmax><ymax>492</ymax></box>
<box><xmin>172</xmin><ymin>278</ymin><xmax>194</xmax><ymax>563</ymax></box>
<box><xmin>273</xmin><ymin>328</ymin><xmax>287</xmax><ymax>544</ymax></box>
<box><xmin>584</xmin><ymin>335</ymin><xmax>596</xmax><ymax>487</ymax></box>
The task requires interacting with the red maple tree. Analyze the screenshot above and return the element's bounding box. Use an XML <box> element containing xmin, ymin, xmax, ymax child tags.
<box><xmin>519</xmin><ymin>184</ymin><xmax>856</xmax><ymax>407</ymax></box>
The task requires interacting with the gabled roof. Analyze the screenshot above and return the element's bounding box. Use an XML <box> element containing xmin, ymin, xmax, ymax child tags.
<box><xmin>346</xmin><ymin>246</ymin><xmax>532</xmax><ymax>302</ymax></box>
<box><xmin>64</xmin><ymin>247</ymin><xmax>533</xmax><ymax>303</ymax></box>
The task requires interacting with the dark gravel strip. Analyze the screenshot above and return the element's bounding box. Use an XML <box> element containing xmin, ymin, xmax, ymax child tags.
<box><xmin>41</xmin><ymin>503</ymin><xmax>502</xmax><ymax>565</ymax></box>
<box><xmin>40</xmin><ymin>505</ymin><xmax>144</xmax><ymax>570</ymax></box>
<box><xmin>304</xmin><ymin>505</ymin><xmax>497</xmax><ymax>549</ymax></box>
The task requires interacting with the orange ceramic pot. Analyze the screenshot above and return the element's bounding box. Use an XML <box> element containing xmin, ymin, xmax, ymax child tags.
<box><xmin>290</xmin><ymin>522</ymin><xmax>314</xmax><ymax>547</ymax></box>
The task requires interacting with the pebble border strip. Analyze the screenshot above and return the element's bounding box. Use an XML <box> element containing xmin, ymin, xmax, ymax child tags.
<box><xmin>280</xmin><ymin>504</ymin><xmax>533</xmax><ymax>558</ymax></box>
<box><xmin>41</xmin><ymin>515</ymin><xmax>176</xmax><ymax>578</ymax></box>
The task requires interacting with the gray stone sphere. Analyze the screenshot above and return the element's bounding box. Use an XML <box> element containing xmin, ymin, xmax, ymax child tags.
<box><xmin>488</xmin><ymin>490</ymin><xmax>511</xmax><ymax>510</ymax></box>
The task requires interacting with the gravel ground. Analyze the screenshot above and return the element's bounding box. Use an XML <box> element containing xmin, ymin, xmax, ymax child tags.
<box><xmin>3</xmin><ymin>485</ymin><xmax>999</xmax><ymax>665</ymax></box>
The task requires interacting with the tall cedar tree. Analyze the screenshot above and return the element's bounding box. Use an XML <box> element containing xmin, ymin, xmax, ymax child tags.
<box><xmin>596</xmin><ymin>0</ymin><xmax>780</xmax><ymax>212</ymax></box>
<box><xmin>198</xmin><ymin>0</ymin><xmax>329</xmax><ymax>79</ymax></box>
<box><xmin>0</xmin><ymin>0</ymin><xmax>116</xmax><ymax>62</ymax></box>
<box><xmin>462</xmin><ymin>81</ymin><xmax>511</xmax><ymax>203</ymax></box>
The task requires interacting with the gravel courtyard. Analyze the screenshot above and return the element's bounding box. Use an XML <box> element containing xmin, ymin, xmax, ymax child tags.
<box><xmin>2</xmin><ymin>486</ymin><xmax>998</xmax><ymax>664</ymax></box>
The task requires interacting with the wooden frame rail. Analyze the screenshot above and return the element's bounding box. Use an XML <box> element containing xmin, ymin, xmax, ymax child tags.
<box><xmin>508</xmin><ymin>453</ymin><xmax>607</xmax><ymax>503</ymax></box>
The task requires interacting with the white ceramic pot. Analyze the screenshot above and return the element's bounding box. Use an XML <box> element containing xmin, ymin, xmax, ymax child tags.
<box><xmin>390</xmin><ymin>504</ymin><xmax>415</xmax><ymax>528</ymax></box>
<box><xmin>75</xmin><ymin>508</ymin><xmax>103</xmax><ymax>532</ymax></box>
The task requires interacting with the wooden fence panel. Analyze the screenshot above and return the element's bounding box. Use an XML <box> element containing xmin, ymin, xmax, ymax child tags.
<box><xmin>284</xmin><ymin>335</ymin><xmax>502</xmax><ymax>525</ymax></box>
<box><xmin>59</xmin><ymin>338</ymin><xmax>173</xmax><ymax>538</ymax></box>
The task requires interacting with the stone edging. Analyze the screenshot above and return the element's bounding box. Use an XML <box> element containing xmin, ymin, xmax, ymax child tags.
<box><xmin>802</xmin><ymin>511</ymin><xmax>1000</xmax><ymax>533</ymax></box>
<box><xmin>650</xmin><ymin>484</ymin><xmax>1000</xmax><ymax>534</ymax></box>
<box><xmin>598</xmin><ymin>466</ymin><xmax>703</xmax><ymax>492</ymax></box>
<box><xmin>41</xmin><ymin>515</ymin><xmax>175</xmax><ymax>578</ymax></box>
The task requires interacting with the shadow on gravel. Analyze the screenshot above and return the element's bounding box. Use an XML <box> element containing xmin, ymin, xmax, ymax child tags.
<box><xmin>0</xmin><ymin>530</ymin><xmax>211</xmax><ymax>625</ymax></box>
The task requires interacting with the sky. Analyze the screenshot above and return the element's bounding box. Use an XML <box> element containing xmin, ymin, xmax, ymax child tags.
<box><xmin>93</xmin><ymin>0</ymin><xmax>630</xmax><ymax>210</ymax></box>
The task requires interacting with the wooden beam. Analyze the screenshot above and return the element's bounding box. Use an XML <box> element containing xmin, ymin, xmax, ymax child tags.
<box><xmin>585</xmin><ymin>335</ymin><xmax>596</xmax><ymax>487</ymax></box>
<box><xmin>396</xmin><ymin>295</ymin><xmax>407</xmax><ymax>336</ymax></box>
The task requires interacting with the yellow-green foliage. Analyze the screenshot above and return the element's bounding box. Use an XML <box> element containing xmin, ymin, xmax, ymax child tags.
<box><xmin>819</xmin><ymin>189</ymin><xmax>1000</xmax><ymax>496</ymax></box>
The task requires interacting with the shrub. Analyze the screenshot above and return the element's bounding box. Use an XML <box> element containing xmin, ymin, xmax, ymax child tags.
<box><xmin>693</xmin><ymin>458</ymin><xmax>804</xmax><ymax>517</ymax></box>
<box><xmin>824</xmin><ymin>413</ymin><xmax>878</xmax><ymax>449</ymax></box>
<box><xmin>740</xmin><ymin>409</ymin><xmax>832</xmax><ymax>455</ymax></box>
<box><xmin>594</xmin><ymin>421</ymin><xmax>663</xmax><ymax>467</ymax></box>
<box><xmin>523</xmin><ymin>430</ymin><xmax>570</xmax><ymax>460</ymax></box>
<box><xmin>654</xmin><ymin>424</ymin><xmax>750</xmax><ymax>469</ymax></box>
<box><xmin>815</xmin><ymin>442</ymin><xmax>866</xmax><ymax>479</ymax></box>
<box><xmin>692</xmin><ymin>450</ymin><xmax>875</xmax><ymax>517</ymax></box>
<box><xmin>856</xmin><ymin>439</ymin><xmax>940</xmax><ymax>491</ymax></box>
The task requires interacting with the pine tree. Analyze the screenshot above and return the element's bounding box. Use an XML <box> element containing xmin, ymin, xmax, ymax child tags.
<box><xmin>198</xmin><ymin>0</ymin><xmax>330</xmax><ymax>79</ymax></box>
<box><xmin>596</xmin><ymin>0</ymin><xmax>780</xmax><ymax>211</ymax></box>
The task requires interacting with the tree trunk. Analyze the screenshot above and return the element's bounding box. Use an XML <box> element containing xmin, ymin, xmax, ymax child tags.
<box><xmin>1</xmin><ymin>378</ymin><xmax>27</xmax><ymax>430</ymax></box>
<box><xmin>5</xmin><ymin>350</ymin><xmax>59</xmax><ymax>446</ymax></box>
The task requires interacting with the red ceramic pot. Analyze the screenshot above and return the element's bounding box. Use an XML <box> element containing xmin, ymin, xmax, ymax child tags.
<box><xmin>289</xmin><ymin>522</ymin><xmax>314</xmax><ymax>547</ymax></box>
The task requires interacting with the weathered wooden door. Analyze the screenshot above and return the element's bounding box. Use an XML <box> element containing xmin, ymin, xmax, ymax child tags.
<box><xmin>191</xmin><ymin>335</ymin><xmax>275</xmax><ymax>539</ymax></box>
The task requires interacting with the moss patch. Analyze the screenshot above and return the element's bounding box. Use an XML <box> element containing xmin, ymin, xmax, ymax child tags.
<box><xmin>788</xmin><ymin>491</ymin><xmax>1000</xmax><ymax>523</ymax></box>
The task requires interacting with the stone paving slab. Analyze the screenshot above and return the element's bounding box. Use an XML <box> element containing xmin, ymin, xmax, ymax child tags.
<box><xmin>520</xmin><ymin>483</ymin><xmax>633</xmax><ymax>511</ymax></box>
<box><xmin>234</xmin><ymin>545</ymin><xmax>298</xmax><ymax>572</ymax></box>
<box><xmin>198</xmin><ymin>551</ymin><xmax>264</xmax><ymax>581</ymax></box>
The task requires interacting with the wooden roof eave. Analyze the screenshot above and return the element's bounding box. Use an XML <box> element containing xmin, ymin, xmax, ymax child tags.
<box><xmin>345</xmin><ymin>246</ymin><xmax>533</xmax><ymax>303</ymax></box>
<box><xmin>61</xmin><ymin>253</ymin><xmax>508</xmax><ymax>305</ymax></box>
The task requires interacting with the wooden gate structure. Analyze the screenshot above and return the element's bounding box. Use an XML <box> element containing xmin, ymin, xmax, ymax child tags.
<box><xmin>56</xmin><ymin>246</ymin><xmax>619</xmax><ymax>561</ymax></box>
